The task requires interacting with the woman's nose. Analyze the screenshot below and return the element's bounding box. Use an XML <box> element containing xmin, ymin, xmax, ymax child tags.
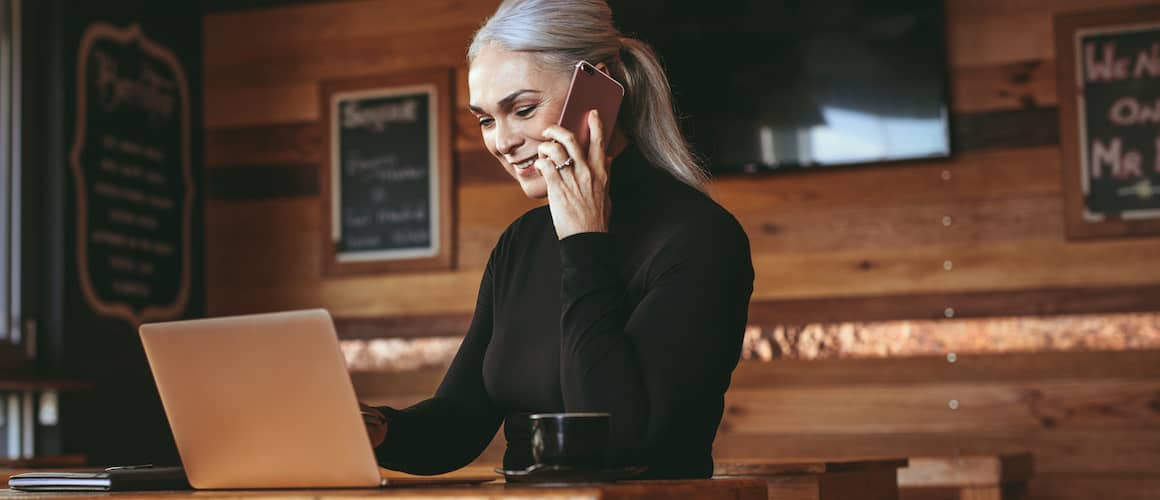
<box><xmin>494</xmin><ymin>122</ymin><xmax>523</xmax><ymax>155</ymax></box>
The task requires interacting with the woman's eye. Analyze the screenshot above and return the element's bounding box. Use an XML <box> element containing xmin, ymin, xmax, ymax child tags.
<box><xmin>478</xmin><ymin>117</ymin><xmax>494</xmax><ymax>128</ymax></box>
<box><xmin>516</xmin><ymin>106</ymin><xmax>536</xmax><ymax>117</ymax></box>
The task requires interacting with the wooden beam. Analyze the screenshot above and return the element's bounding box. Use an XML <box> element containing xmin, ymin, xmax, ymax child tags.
<box><xmin>746</xmin><ymin>284</ymin><xmax>1160</xmax><ymax>324</ymax></box>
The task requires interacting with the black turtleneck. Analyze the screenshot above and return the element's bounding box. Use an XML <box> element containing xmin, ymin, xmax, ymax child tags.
<box><xmin>374</xmin><ymin>145</ymin><xmax>754</xmax><ymax>479</ymax></box>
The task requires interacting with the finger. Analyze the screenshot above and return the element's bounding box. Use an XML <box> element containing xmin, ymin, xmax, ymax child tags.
<box><xmin>587</xmin><ymin>110</ymin><xmax>607</xmax><ymax>178</ymax></box>
<box><xmin>534</xmin><ymin>157</ymin><xmax>565</xmax><ymax>199</ymax></box>
<box><xmin>542</xmin><ymin>125</ymin><xmax>588</xmax><ymax>171</ymax></box>
<box><xmin>537</xmin><ymin>140</ymin><xmax>570</xmax><ymax>167</ymax></box>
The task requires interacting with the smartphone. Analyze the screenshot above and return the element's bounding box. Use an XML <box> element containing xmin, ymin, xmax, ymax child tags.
<box><xmin>557</xmin><ymin>60</ymin><xmax>625</xmax><ymax>153</ymax></box>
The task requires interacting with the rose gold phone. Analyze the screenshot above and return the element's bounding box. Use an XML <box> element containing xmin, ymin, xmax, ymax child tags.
<box><xmin>557</xmin><ymin>60</ymin><xmax>625</xmax><ymax>153</ymax></box>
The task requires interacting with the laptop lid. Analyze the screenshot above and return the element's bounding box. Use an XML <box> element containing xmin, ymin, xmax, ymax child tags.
<box><xmin>139</xmin><ymin>309</ymin><xmax>382</xmax><ymax>489</ymax></box>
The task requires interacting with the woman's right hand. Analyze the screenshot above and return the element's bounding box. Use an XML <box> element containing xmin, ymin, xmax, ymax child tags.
<box><xmin>360</xmin><ymin>403</ymin><xmax>388</xmax><ymax>448</ymax></box>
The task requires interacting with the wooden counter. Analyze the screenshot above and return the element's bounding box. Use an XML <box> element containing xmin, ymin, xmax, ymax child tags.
<box><xmin>0</xmin><ymin>477</ymin><xmax>765</xmax><ymax>500</ymax></box>
<box><xmin>715</xmin><ymin>457</ymin><xmax>908</xmax><ymax>500</ymax></box>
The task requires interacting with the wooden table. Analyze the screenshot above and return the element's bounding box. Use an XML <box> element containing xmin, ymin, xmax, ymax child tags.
<box><xmin>714</xmin><ymin>458</ymin><xmax>908</xmax><ymax>500</ymax></box>
<box><xmin>897</xmin><ymin>453</ymin><xmax>1033</xmax><ymax>500</ymax></box>
<box><xmin>0</xmin><ymin>477</ymin><xmax>765</xmax><ymax>500</ymax></box>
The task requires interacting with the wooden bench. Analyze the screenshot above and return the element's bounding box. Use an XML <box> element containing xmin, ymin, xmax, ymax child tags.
<box><xmin>715</xmin><ymin>457</ymin><xmax>908</xmax><ymax>500</ymax></box>
<box><xmin>897</xmin><ymin>453</ymin><xmax>1033</xmax><ymax>500</ymax></box>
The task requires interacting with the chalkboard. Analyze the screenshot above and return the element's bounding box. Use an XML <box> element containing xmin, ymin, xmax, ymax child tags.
<box><xmin>70</xmin><ymin>22</ymin><xmax>194</xmax><ymax>324</ymax></box>
<box><xmin>1057</xmin><ymin>6</ymin><xmax>1160</xmax><ymax>239</ymax></box>
<box><xmin>320</xmin><ymin>71</ymin><xmax>454</xmax><ymax>274</ymax></box>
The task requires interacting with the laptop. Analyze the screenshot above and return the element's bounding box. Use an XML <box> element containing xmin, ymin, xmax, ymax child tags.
<box><xmin>137</xmin><ymin>308</ymin><xmax>493</xmax><ymax>489</ymax></box>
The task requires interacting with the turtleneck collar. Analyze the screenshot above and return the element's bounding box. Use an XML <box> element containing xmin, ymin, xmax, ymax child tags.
<box><xmin>608</xmin><ymin>142</ymin><xmax>652</xmax><ymax>202</ymax></box>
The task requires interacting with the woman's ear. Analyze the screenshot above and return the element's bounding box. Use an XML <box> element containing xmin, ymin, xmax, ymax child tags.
<box><xmin>595</xmin><ymin>62</ymin><xmax>610</xmax><ymax>74</ymax></box>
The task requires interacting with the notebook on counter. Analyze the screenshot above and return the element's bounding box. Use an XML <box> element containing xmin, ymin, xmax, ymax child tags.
<box><xmin>8</xmin><ymin>466</ymin><xmax>190</xmax><ymax>492</ymax></box>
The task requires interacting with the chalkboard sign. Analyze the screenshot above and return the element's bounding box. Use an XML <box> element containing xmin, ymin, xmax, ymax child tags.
<box><xmin>70</xmin><ymin>22</ymin><xmax>193</xmax><ymax>324</ymax></box>
<box><xmin>1057</xmin><ymin>6</ymin><xmax>1160</xmax><ymax>239</ymax></box>
<box><xmin>320</xmin><ymin>70</ymin><xmax>454</xmax><ymax>274</ymax></box>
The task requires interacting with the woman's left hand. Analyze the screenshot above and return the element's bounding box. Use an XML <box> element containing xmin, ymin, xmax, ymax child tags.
<box><xmin>535</xmin><ymin>110</ymin><xmax>611</xmax><ymax>240</ymax></box>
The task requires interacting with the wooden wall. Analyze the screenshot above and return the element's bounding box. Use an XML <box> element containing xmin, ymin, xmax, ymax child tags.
<box><xmin>355</xmin><ymin>350</ymin><xmax>1160</xmax><ymax>500</ymax></box>
<box><xmin>203</xmin><ymin>0</ymin><xmax>1160</xmax><ymax>329</ymax></box>
<box><xmin>201</xmin><ymin>1</ymin><xmax>1160</xmax><ymax>498</ymax></box>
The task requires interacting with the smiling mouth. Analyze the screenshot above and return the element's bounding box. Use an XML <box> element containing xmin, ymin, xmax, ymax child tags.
<box><xmin>511</xmin><ymin>158</ymin><xmax>535</xmax><ymax>170</ymax></box>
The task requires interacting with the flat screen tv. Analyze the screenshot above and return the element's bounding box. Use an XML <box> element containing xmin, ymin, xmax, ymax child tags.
<box><xmin>609</xmin><ymin>0</ymin><xmax>951</xmax><ymax>175</ymax></box>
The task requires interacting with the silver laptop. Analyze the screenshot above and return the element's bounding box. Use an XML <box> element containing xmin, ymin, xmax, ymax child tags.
<box><xmin>138</xmin><ymin>308</ymin><xmax>492</xmax><ymax>489</ymax></box>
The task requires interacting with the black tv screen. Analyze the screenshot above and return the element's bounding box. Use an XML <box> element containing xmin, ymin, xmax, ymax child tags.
<box><xmin>609</xmin><ymin>0</ymin><xmax>951</xmax><ymax>175</ymax></box>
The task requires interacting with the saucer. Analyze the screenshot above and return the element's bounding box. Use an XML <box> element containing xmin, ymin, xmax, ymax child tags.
<box><xmin>496</xmin><ymin>464</ymin><xmax>648</xmax><ymax>485</ymax></box>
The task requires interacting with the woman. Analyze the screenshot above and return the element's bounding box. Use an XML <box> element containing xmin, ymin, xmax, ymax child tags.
<box><xmin>362</xmin><ymin>0</ymin><xmax>754</xmax><ymax>480</ymax></box>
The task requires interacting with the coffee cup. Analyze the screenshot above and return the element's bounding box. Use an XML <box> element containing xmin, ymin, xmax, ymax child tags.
<box><xmin>529</xmin><ymin>412</ymin><xmax>610</xmax><ymax>469</ymax></box>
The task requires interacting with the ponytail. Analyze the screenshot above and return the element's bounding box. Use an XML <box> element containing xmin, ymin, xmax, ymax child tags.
<box><xmin>616</xmin><ymin>37</ymin><xmax>709</xmax><ymax>193</ymax></box>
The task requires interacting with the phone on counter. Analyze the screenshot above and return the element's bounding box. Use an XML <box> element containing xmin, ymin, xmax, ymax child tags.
<box><xmin>557</xmin><ymin>60</ymin><xmax>624</xmax><ymax>153</ymax></box>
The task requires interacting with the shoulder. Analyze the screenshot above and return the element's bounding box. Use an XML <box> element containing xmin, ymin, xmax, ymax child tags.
<box><xmin>486</xmin><ymin>205</ymin><xmax>551</xmax><ymax>266</ymax></box>
<box><xmin>653</xmin><ymin>174</ymin><xmax>751</xmax><ymax>259</ymax></box>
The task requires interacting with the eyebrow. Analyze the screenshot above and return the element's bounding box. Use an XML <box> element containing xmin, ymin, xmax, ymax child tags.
<box><xmin>467</xmin><ymin>89</ymin><xmax>540</xmax><ymax>114</ymax></box>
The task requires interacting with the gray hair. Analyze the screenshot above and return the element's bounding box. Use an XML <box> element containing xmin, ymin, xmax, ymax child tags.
<box><xmin>468</xmin><ymin>0</ymin><xmax>710</xmax><ymax>193</ymax></box>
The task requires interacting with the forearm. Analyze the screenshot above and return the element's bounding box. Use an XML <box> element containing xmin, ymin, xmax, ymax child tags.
<box><xmin>558</xmin><ymin>232</ymin><xmax>648</xmax><ymax>464</ymax></box>
<box><xmin>375</xmin><ymin>398</ymin><xmax>501</xmax><ymax>475</ymax></box>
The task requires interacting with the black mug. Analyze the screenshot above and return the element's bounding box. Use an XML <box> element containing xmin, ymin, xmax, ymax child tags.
<box><xmin>529</xmin><ymin>412</ymin><xmax>610</xmax><ymax>469</ymax></box>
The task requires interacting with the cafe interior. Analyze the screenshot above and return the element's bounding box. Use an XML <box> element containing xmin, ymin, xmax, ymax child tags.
<box><xmin>0</xmin><ymin>0</ymin><xmax>1158</xmax><ymax>499</ymax></box>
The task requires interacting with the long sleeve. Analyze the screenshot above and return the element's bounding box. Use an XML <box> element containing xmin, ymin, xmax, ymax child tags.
<box><xmin>557</xmin><ymin>222</ymin><xmax>753</xmax><ymax>478</ymax></box>
<box><xmin>373</xmin><ymin>262</ymin><xmax>504</xmax><ymax>475</ymax></box>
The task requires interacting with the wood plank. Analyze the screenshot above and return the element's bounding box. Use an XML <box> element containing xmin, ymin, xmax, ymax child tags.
<box><xmin>715</xmin><ymin>458</ymin><xmax>908</xmax><ymax>476</ymax></box>
<box><xmin>456</xmin><ymin>184</ymin><xmax>542</xmax><ymax>265</ymax></box>
<box><xmin>0</xmin><ymin>478</ymin><xmax>767</xmax><ymax>500</ymax></box>
<box><xmin>951</xmin><ymin>108</ymin><xmax>1059</xmax><ymax>152</ymax></box>
<box><xmin>207</xmin><ymin>24</ymin><xmax>474</xmax><ymax>91</ymax></box>
<box><xmin>739</xmin><ymin>194</ymin><xmax>1062</xmax><ymax>255</ymax></box>
<box><xmin>205</xmin><ymin>83</ymin><xmax>320</xmax><ymax>128</ymax></box>
<box><xmin>457</xmin><ymin>149</ymin><xmax>514</xmax><ymax>185</ymax></box>
<box><xmin>204</xmin><ymin>0</ymin><xmax>493</xmax><ymax>69</ymax></box>
<box><xmin>202</xmin><ymin>0</ymin><xmax>351</xmax><ymax>14</ymax></box>
<box><xmin>335</xmin><ymin>314</ymin><xmax>472</xmax><ymax>340</ymax></box>
<box><xmin>746</xmin><ymin>284</ymin><xmax>1160</xmax><ymax>323</ymax></box>
<box><xmin>947</xmin><ymin>11</ymin><xmax>1057</xmax><ymax>68</ymax></box>
<box><xmin>730</xmin><ymin>467</ymin><xmax>901</xmax><ymax>500</ymax></box>
<box><xmin>1027</xmin><ymin>476</ymin><xmax>1160</xmax><ymax>500</ymax></box>
<box><xmin>205</xmin><ymin>198</ymin><xmax>323</xmax><ymax>287</ymax></box>
<box><xmin>719</xmin><ymin>379</ymin><xmax>1160</xmax><ymax>435</ymax></box>
<box><xmin>346</xmin><ymin>344</ymin><xmax>1160</xmax><ymax>390</ymax></box>
<box><xmin>455</xmin><ymin>67</ymin><xmax>481</xmax><ymax>152</ymax></box>
<box><xmin>728</xmin><ymin>351</ymin><xmax>1160</xmax><ymax>388</ymax></box>
<box><xmin>204</xmin><ymin>182</ymin><xmax>533</xmax><ymax>305</ymax></box>
<box><xmin>203</xmin><ymin>0</ymin><xmax>495</xmax><ymax>128</ymax></box>
<box><xmin>944</xmin><ymin>0</ymin><xmax>1154</xmax><ymax>67</ymax></box>
<box><xmin>207</xmin><ymin>268</ymin><xmax>485</xmax><ymax>317</ymax></box>
<box><xmin>711</xmin><ymin>147</ymin><xmax>1062</xmax><ymax>214</ymax></box>
<box><xmin>206</xmin><ymin>122</ymin><xmax>321</xmax><ymax>167</ymax></box>
<box><xmin>950</xmin><ymin>60</ymin><xmax>1057</xmax><ymax>113</ymax></box>
<box><xmin>818</xmin><ymin>468</ymin><xmax>901</xmax><ymax>500</ymax></box>
<box><xmin>898</xmin><ymin>454</ymin><xmax>1033</xmax><ymax>488</ymax></box>
<box><xmin>601</xmin><ymin>478</ymin><xmax>767</xmax><ymax>500</ymax></box>
<box><xmin>749</xmin><ymin>237</ymin><xmax>1160</xmax><ymax>301</ymax></box>
<box><xmin>350</xmin><ymin>368</ymin><xmax>444</xmax><ymax>401</ymax></box>
<box><xmin>320</xmin><ymin>285</ymin><xmax>1160</xmax><ymax>343</ymax></box>
<box><xmin>712</xmin><ymin>429</ymin><xmax>1160</xmax><ymax>476</ymax></box>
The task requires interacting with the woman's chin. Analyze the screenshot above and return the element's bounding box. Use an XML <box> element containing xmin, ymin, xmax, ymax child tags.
<box><xmin>517</xmin><ymin>177</ymin><xmax>548</xmax><ymax>200</ymax></box>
